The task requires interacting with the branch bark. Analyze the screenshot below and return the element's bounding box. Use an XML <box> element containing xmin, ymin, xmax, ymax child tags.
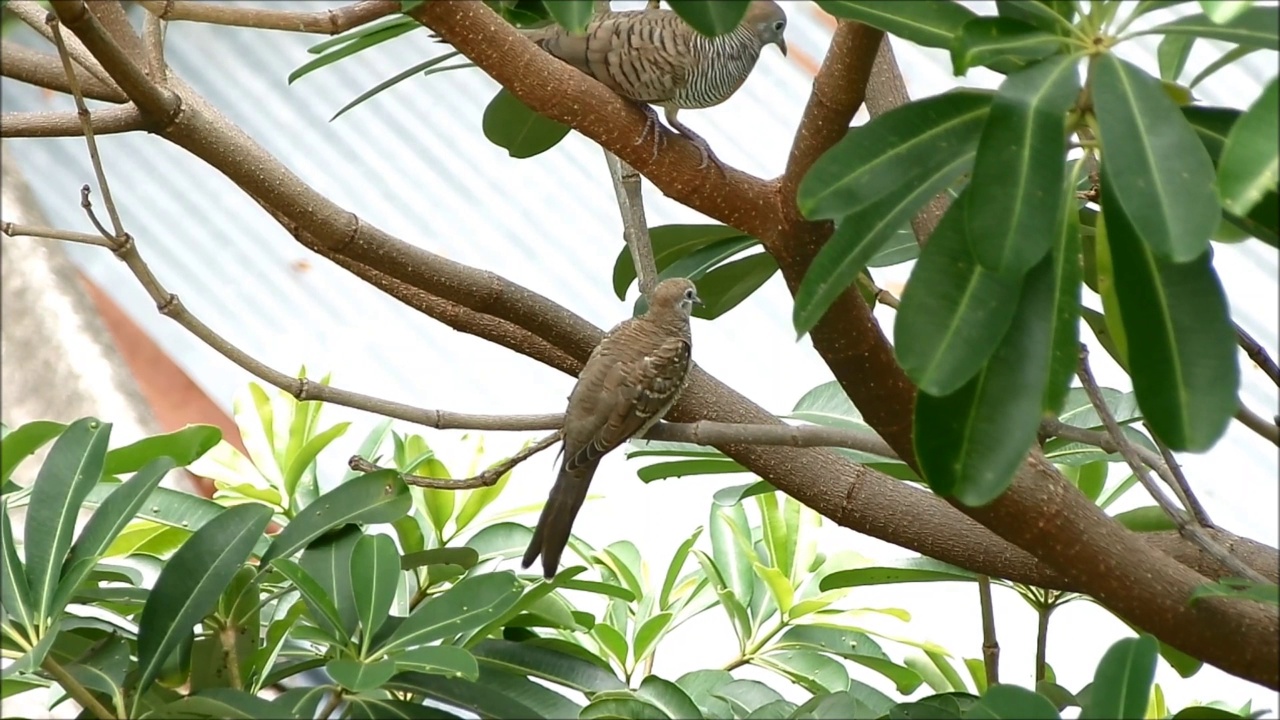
<box><xmin>39</xmin><ymin>0</ymin><xmax>1280</xmax><ymax>687</ymax></box>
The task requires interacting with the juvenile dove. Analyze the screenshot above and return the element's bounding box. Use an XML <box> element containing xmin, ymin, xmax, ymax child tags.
<box><xmin>523</xmin><ymin>278</ymin><xmax>701</xmax><ymax>579</ymax></box>
<box><xmin>523</xmin><ymin>1</ymin><xmax>789</xmax><ymax>167</ymax></box>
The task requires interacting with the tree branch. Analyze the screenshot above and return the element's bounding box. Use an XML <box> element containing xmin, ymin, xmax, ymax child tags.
<box><xmin>606</xmin><ymin>151</ymin><xmax>660</xmax><ymax>296</ymax></box>
<box><xmin>1236</xmin><ymin>322</ymin><xmax>1280</xmax><ymax>386</ymax></box>
<box><xmin>0</xmin><ymin>44</ymin><xmax>126</xmax><ymax>103</ymax></box>
<box><xmin>1235</xmin><ymin>404</ymin><xmax>1280</xmax><ymax>447</ymax></box>
<box><xmin>137</xmin><ymin>0</ymin><xmax>397</xmax><ymax>34</ymax></box>
<box><xmin>7</xmin><ymin>0</ymin><xmax>117</xmax><ymax>89</ymax></box>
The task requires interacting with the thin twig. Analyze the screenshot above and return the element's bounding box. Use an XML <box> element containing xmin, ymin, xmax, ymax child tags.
<box><xmin>49</xmin><ymin>13</ymin><xmax>128</xmax><ymax>239</ymax></box>
<box><xmin>0</xmin><ymin>107</ymin><xmax>147</xmax><ymax>138</ymax></box>
<box><xmin>41</xmin><ymin>656</ymin><xmax>114</xmax><ymax>720</ymax></box>
<box><xmin>1235</xmin><ymin>404</ymin><xmax>1280</xmax><ymax>447</ymax></box>
<box><xmin>1146</xmin><ymin>423</ymin><xmax>1213</xmax><ymax>527</ymax></box>
<box><xmin>138</xmin><ymin>0</ymin><xmax>398</xmax><ymax>34</ymax></box>
<box><xmin>1236</xmin><ymin>323</ymin><xmax>1279</xmax><ymax>387</ymax></box>
<box><xmin>976</xmin><ymin>575</ymin><xmax>999</xmax><ymax>687</ymax></box>
<box><xmin>1033</xmin><ymin>595</ymin><xmax>1057</xmax><ymax>684</ymax></box>
<box><xmin>7</xmin><ymin>0</ymin><xmax>117</xmax><ymax>89</ymax></box>
<box><xmin>1077</xmin><ymin>345</ymin><xmax>1268</xmax><ymax>583</ymax></box>
<box><xmin>349</xmin><ymin>431</ymin><xmax>562</xmax><ymax>488</ymax></box>
<box><xmin>605</xmin><ymin>150</ymin><xmax>660</xmax><ymax>296</ymax></box>
<box><xmin>142</xmin><ymin>8</ymin><xmax>166</xmax><ymax>81</ymax></box>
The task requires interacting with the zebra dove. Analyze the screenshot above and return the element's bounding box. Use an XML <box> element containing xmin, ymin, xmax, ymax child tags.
<box><xmin>523</xmin><ymin>1</ymin><xmax>789</xmax><ymax>168</ymax></box>
<box><xmin>523</xmin><ymin>277</ymin><xmax>701</xmax><ymax>579</ymax></box>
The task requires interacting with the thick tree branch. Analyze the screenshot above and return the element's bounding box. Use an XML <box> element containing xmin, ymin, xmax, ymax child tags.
<box><xmin>0</xmin><ymin>44</ymin><xmax>126</xmax><ymax>103</ymax></box>
<box><xmin>7</xmin><ymin>0</ymin><xmax>117</xmax><ymax>89</ymax></box>
<box><xmin>43</xmin><ymin>0</ymin><xmax>1280</xmax><ymax>686</ymax></box>
<box><xmin>138</xmin><ymin>0</ymin><xmax>396</xmax><ymax>34</ymax></box>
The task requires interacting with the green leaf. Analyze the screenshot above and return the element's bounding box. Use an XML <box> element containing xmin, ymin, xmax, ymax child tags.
<box><xmin>332</xmin><ymin>52</ymin><xmax>475</xmax><ymax>121</ymax></box>
<box><xmin>637</xmin><ymin>458</ymin><xmax>746</xmax><ymax>483</ymax></box>
<box><xmin>821</xmin><ymin>557</ymin><xmax>978</xmax><ymax>590</ymax></box>
<box><xmin>24</xmin><ymin>418</ymin><xmax>111</xmax><ymax>627</ymax></box>
<box><xmin>691</xmin><ymin>252</ymin><xmax>779</xmax><ymax>320</ymax></box>
<box><xmin>352</xmin><ymin>532</ymin><xmax>401</xmax><ymax>653</ymax></box>
<box><xmin>581</xmin><ymin>695</ymin><xmax>670</xmax><ymax>720</ymax></box>
<box><xmin>65</xmin><ymin>457</ymin><xmax>175</xmax><ymax>572</ymax></box>
<box><xmin>633</xmin><ymin>611</ymin><xmax>675</xmax><ymax>663</ymax></box>
<box><xmin>951</xmin><ymin>17</ymin><xmax>1067</xmax><ymax>76</ymax></box>
<box><xmin>389</xmin><ymin>668</ymin><xmax>559</xmax><ymax>718</ymax></box>
<box><xmin>798</xmin><ymin>90</ymin><xmax>991</xmax><ymax>222</ymax></box>
<box><xmin>289</xmin><ymin>17</ymin><xmax>419</xmax><ymax>83</ymax></box>
<box><xmin>756</xmin><ymin>649</ymin><xmax>851</xmax><ymax>694</ymax></box>
<box><xmin>473</xmin><ymin>638</ymin><xmax>625</xmax><ymax>692</ymax></box>
<box><xmin>709</xmin><ymin>503</ymin><xmax>755</xmax><ymax>608</ymax></box>
<box><xmin>260</xmin><ymin>469</ymin><xmax>410</xmax><ymax>567</ymax></box>
<box><xmin>1157</xmin><ymin>33</ymin><xmax>1196</xmax><ymax>82</ymax></box>
<box><xmin>1042</xmin><ymin>172</ymin><xmax>1084</xmax><ymax>415</ymax></box>
<box><xmin>102</xmin><ymin>425</ymin><xmax>220</xmax><ymax>476</ymax></box>
<box><xmin>973</xmin><ymin>684</ymin><xmax>1062</xmax><ymax>718</ymax></box>
<box><xmin>483</xmin><ymin>88</ymin><xmax>570</xmax><ymax>158</ymax></box>
<box><xmin>377</xmin><ymin>571</ymin><xmax>524</xmax><ymax>654</ymax></box>
<box><xmin>0</xmin><ymin>420</ymin><xmax>66</xmax><ymax>483</ymax></box>
<box><xmin>156</xmin><ymin>688</ymin><xmax>283</xmax><ymax>719</ymax></box>
<box><xmin>1217</xmin><ymin>77</ymin><xmax>1279</xmax><ymax>216</ymax></box>
<box><xmin>1</xmin><ymin>499</ymin><xmax>36</xmax><ymax>635</ymax></box>
<box><xmin>300</xmin><ymin>525</ymin><xmax>362</xmax><ymax>638</ymax></box>
<box><xmin>613</xmin><ymin>224</ymin><xmax>749</xmax><ymax>299</ymax></box>
<box><xmin>1101</xmin><ymin>174</ymin><xmax>1239</xmax><ymax>451</ymax></box>
<box><xmin>712</xmin><ymin>679</ymin><xmax>786</xmax><ymax>716</ymax></box>
<box><xmin>282</xmin><ymin>421</ymin><xmax>350</xmax><ymax>504</ymax></box>
<box><xmin>345</xmin><ymin>695</ymin><xmax>460</xmax><ymax>719</ymax></box>
<box><xmin>1081</xmin><ymin>635</ymin><xmax>1158</xmax><ymax>719</ymax></box>
<box><xmin>135</xmin><ymin>504</ymin><xmax>272</xmax><ymax>698</ymax></box>
<box><xmin>1092</xmin><ymin>53</ymin><xmax>1220</xmax><ymax>261</ymax></box>
<box><xmin>272</xmin><ymin>560</ymin><xmax>346</xmax><ymax>641</ymax></box>
<box><xmin>1188</xmin><ymin>578</ymin><xmax>1280</xmax><ymax>605</ymax></box>
<box><xmin>1113</xmin><ymin>506</ymin><xmax>1179</xmax><ymax>532</ymax></box>
<box><xmin>1189</xmin><ymin>45</ymin><xmax>1258</xmax><ymax>89</ymax></box>
<box><xmin>1137</xmin><ymin>6</ymin><xmax>1278</xmax><ymax>50</ymax></box>
<box><xmin>815</xmin><ymin>0</ymin><xmax>979</xmax><ymax>49</ymax></box>
<box><xmin>660</xmin><ymin>525</ymin><xmax>703</xmax><ymax>610</ymax></box>
<box><xmin>543</xmin><ymin>0</ymin><xmax>595</xmax><ymax>33</ymax></box>
<box><xmin>967</xmin><ymin>54</ymin><xmax>1081</xmax><ymax>276</ymax></box>
<box><xmin>327</xmin><ymin>656</ymin><xmax>397</xmax><ymax>693</ymax></box>
<box><xmin>1182</xmin><ymin>105</ymin><xmax>1279</xmax><ymax>247</ymax></box>
<box><xmin>777</xmin><ymin>626</ymin><xmax>923</xmax><ymax>695</ymax></box>
<box><xmin>401</xmin><ymin>547</ymin><xmax>480</xmax><ymax>571</ymax></box>
<box><xmin>668</xmin><ymin>0</ymin><xmax>751</xmax><ymax>36</ymax></box>
<box><xmin>895</xmin><ymin>198</ymin><xmax>1023</xmax><ymax>396</ymax></box>
<box><xmin>393</xmin><ymin>644</ymin><xmax>480</xmax><ymax>680</ymax></box>
<box><xmin>633</xmin><ymin>236</ymin><xmax>761</xmax><ymax>316</ymax></box>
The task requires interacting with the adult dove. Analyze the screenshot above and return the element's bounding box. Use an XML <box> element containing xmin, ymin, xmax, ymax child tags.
<box><xmin>522</xmin><ymin>1</ymin><xmax>789</xmax><ymax>167</ymax></box>
<box><xmin>523</xmin><ymin>277</ymin><xmax>701</xmax><ymax>579</ymax></box>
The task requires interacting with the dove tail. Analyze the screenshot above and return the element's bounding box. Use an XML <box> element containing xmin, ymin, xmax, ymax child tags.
<box><xmin>522</xmin><ymin>460</ymin><xmax>597</xmax><ymax>580</ymax></box>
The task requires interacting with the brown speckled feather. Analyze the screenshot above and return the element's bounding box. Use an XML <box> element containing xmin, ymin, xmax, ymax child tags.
<box><xmin>523</xmin><ymin>278</ymin><xmax>699</xmax><ymax>579</ymax></box>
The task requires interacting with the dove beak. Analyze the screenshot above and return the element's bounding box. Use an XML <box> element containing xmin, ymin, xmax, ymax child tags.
<box><xmin>777</xmin><ymin>38</ymin><xmax>787</xmax><ymax>57</ymax></box>
<box><xmin>693</xmin><ymin>293</ymin><xmax>704</xmax><ymax>307</ymax></box>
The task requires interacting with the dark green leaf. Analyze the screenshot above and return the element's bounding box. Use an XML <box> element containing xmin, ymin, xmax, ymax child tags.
<box><xmin>791</xmin><ymin>689</ymin><xmax>877</xmax><ymax>719</ymax></box>
<box><xmin>798</xmin><ymin>90</ymin><xmax>992</xmax><ymax>221</ymax></box>
<box><xmin>691</xmin><ymin>252</ymin><xmax>779</xmax><ymax>320</ymax></box>
<box><xmin>333</xmin><ymin>52</ymin><xmax>475</xmax><ymax>121</ymax></box>
<box><xmin>867</xmin><ymin>226</ymin><xmax>922</xmax><ymax>267</ymax></box>
<box><xmin>973</xmin><ymin>684</ymin><xmax>1062</xmax><ymax>718</ymax></box>
<box><xmin>1081</xmin><ymin>635</ymin><xmax>1158</xmax><ymax>719</ymax></box>
<box><xmin>1</xmin><ymin>499</ymin><xmax>36</xmax><ymax>634</ymax></box>
<box><xmin>1217</xmin><ymin>77</ymin><xmax>1279</xmax><ymax>216</ymax></box>
<box><xmin>65</xmin><ymin>457</ymin><xmax>175</xmax><ymax>572</ymax></box>
<box><xmin>677</xmin><ymin>669</ymin><xmax>736</xmax><ymax>718</ymax></box>
<box><xmin>613</xmin><ymin>224</ymin><xmax>749</xmax><ymax>299</ymax></box>
<box><xmin>272</xmin><ymin>560</ymin><xmax>345</xmax><ymax>641</ymax></box>
<box><xmin>713</xmin><ymin>481</ymin><xmax>777</xmax><ymax>506</ymax></box>
<box><xmin>24</xmin><ymin>418</ymin><xmax>111</xmax><ymax>626</ymax></box>
<box><xmin>967</xmin><ymin>54</ymin><xmax>1080</xmax><ymax>275</ymax></box>
<box><xmin>102</xmin><ymin>425</ymin><xmax>220</xmax><ymax>476</ymax></box>
<box><xmin>156</xmin><ymin>688</ymin><xmax>284</xmax><ymax>719</ymax></box>
<box><xmin>895</xmin><ymin>198</ymin><xmax>1023</xmax><ymax>396</ymax></box>
<box><xmin>260</xmin><ymin>469</ymin><xmax>410</xmax><ymax>567</ymax></box>
<box><xmin>1172</xmin><ymin>707</ymin><xmax>1250</xmax><ymax>719</ymax></box>
<box><xmin>1113</xmin><ymin>506</ymin><xmax>1180</xmax><ymax>532</ymax></box>
<box><xmin>814</xmin><ymin>1</ymin><xmax>978</xmax><ymax>49</ymax></box>
<box><xmin>777</xmin><ymin>626</ymin><xmax>923</xmax><ymax>695</ymax></box>
<box><xmin>401</xmin><ymin>547</ymin><xmax>480</xmax><ymax>570</ymax></box>
<box><xmin>377</xmin><ymin>572</ymin><xmax>524</xmax><ymax>653</ymax></box>
<box><xmin>1188</xmin><ymin>578</ymin><xmax>1280</xmax><ymax>606</ymax></box>
<box><xmin>1137</xmin><ymin>7</ymin><xmax>1278</xmax><ymax>50</ymax></box>
<box><xmin>821</xmin><ymin>557</ymin><xmax>979</xmax><ymax>591</ymax></box>
<box><xmin>668</xmin><ymin>0</ymin><xmax>750</xmax><ymax>36</ymax></box>
<box><xmin>392</xmin><ymin>666</ymin><xmax>578</xmax><ymax>718</ymax></box>
<box><xmin>951</xmin><ymin>17</ymin><xmax>1067</xmax><ymax>75</ymax></box>
<box><xmin>996</xmin><ymin>1</ymin><xmax>1076</xmax><ymax>36</ymax></box>
<box><xmin>1182</xmin><ymin>106</ymin><xmax>1279</xmax><ymax>247</ymax></box>
<box><xmin>327</xmin><ymin>656</ymin><xmax>397</xmax><ymax>693</ymax></box>
<box><xmin>290</xmin><ymin>17</ymin><xmax>419</xmax><ymax>83</ymax></box>
<box><xmin>0</xmin><ymin>420</ymin><xmax>66</xmax><ymax>483</ymax></box>
<box><xmin>393</xmin><ymin>644</ymin><xmax>480</xmax><ymax>680</ymax></box>
<box><xmin>345</xmin><ymin>695</ymin><xmax>461</xmax><ymax>719</ymax></box>
<box><xmin>712</xmin><ymin>679</ymin><xmax>785</xmax><ymax>716</ymax></box>
<box><xmin>473</xmin><ymin>638</ymin><xmax>625</xmax><ymax>692</ymax></box>
<box><xmin>1102</xmin><ymin>174</ymin><xmax>1238</xmax><ymax>451</ymax></box>
<box><xmin>352</xmin><ymin>533</ymin><xmax>400</xmax><ymax>650</ymax></box>
<box><xmin>300</xmin><ymin>526</ymin><xmax>362</xmax><ymax>638</ymax></box>
<box><xmin>543</xmin><ymin>0</ymin><xmax>595</xmax><ymax>33</ymax></box>
<box><xmin>135</xmin><ymin>504</ymin><xmax>272</xmax><ymax>697</ymax></box>
<box><xmin>637</xmin><ymin>459</ymin><xmax>747</xmax><ymax>483</ymax></box>
<box><xmin>1092</xmin><ymin>53</ymin><xmax>1219</xmax><ymax>261</ymax></box>
<box><xmin>1043</xmin><ymin>172</ymin><xmax>1083</xmax><ymax>415</ymax></box>
<box><xmin>581</xmin><ymin>695</ymin><xmax>670</xmax><ymax>720</ymax></box>
<box><xmin>482</xmin><ymin>88</ymin><xmax>571</xmax><ymax>158</ymax></box>
<box><xmin>1157</xmin><ymin>34</ymin><xmax>1195</xmax><ymax>82</ymax></box>
<box><xmin>756</xmin><ymin>649</ymin><xmax>850</xmax><ymax>694</ymax></box>
<box><xmin>637</xmin><ymin>675</ymin><xmax>704</xmax><ymax>719</ymax></box>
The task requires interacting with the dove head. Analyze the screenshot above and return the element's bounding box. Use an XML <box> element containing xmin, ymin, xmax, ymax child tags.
<box><xmin>746</xmin><ymin>1</ymin><xmax>788</xmax><ymax>57</ymax></box>
<box><xmin>649</xmin><ymin>277</ymin><xmax>702</xmax><ymax>321</ymax></box>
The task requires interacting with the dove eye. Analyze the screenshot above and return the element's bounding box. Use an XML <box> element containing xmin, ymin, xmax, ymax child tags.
<box><xmin>684</xmin><ymin>289</ymin><xmax>696</xmax><ymax>300</ymax></box>
<box><xmin>773</xmin><ymin>20</ymin><xmax>785</xmax><ymax>31</ymax></box>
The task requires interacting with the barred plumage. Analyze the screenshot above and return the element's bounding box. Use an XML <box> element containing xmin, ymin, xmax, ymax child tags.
<box><xmin>524</xmin><ymin>1</ymin><xmax>788</xmax><ymax>167</ymax></box>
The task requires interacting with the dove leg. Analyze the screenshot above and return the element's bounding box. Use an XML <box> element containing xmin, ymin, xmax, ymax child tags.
<box><xmin>633</xmin><ymin>102</ymin><xmax>667</xmax><ymax>162</ymax></box>
<box><xmin>663</xmin><ymin>106</ymin><xmax>720</xmax><ymax>170</ymax></box>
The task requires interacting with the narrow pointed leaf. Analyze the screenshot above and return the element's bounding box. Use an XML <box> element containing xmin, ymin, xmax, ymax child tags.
<box><xmin>377</xmin><ymin>572</ymin><xmax>524</xmax><ymax>654</ymax></box>
<box><xmin>613</xmin><ymin>225</ymin><xmax>748</xmax><ymax>299</ymax></box>
<box><xmin>967</xmin><ymin>53</ymin><xmax>1081</xmax><ymax>275</ymax></box>
<box><xmin>273</xmin><ymin>559</ymin><xmax>346</xmax><ymax>641</ymax></box>
<box><xmin>352</xmin><ymin>533</ymin><xmax>401</xmax><ymax>650</ymax></box>
<box><xmin>1043</xmin><ymin>168</ymin><xmax>1084</xmax><ymax>414</ymax></box>
<box><xmin>1217</xmin><ymin>77</ymin><xmax>1279</xmax><ymax>216</ymax></box>
<box><xmin>814</xmin><ymin>0</ymin><xmax>978</xmax><ymax>49</ymax></box>
<box><xmin>136</xmin><ymin>503</ymin><xmax>272</xmax><ymax>696</ymax></box>
<box><xmin>1101</xmin><ymin>174</ymin><xmax>1239</xmax><ymax>450</ymax></box>
<box><xmin>1092</xmin><ymin>54</ymin><xmax>1219</xmax><ymax>261</ymax></box>
<box><xmin>24</xmin><ymin>418</ymin><xmax>111</xmax><ymax>626</ymax></box>
<box><xmin>0</xmin><ymin>420</ymin><xmax>66</xmax><ymax>483</ymax></box>
<box><xmin>66</xmin><ymin>457</ymin><xmax>175</xmax><ymax>570</ymax></box>
<box><xmin>102</xmin><ymin>425</ymin><xmax>220</xmax><ymax>476</ymax></box>
<box><xmin>915</xmin><ymin>247</ymin><xmax>1058</xmax><ymax>504</ymax></box>
<box><xmin>1137</xmin><ymin>6</ymin><xmax>1278</xmax><ymax>50</ymax></box>
<box><xmin>1</xmin><ymin>499</ymin><xmax>36</xmax><ymax>634</ymax></box>
<box><xmin>260</xmin><ymin>469</ymin><xmax>409</xmax><ymax>567</ymax></box>
<box><xmin>472</xmin><ymin>639</ymin><xmax>625</xmax><ymax>692</ymax></box>
<box><xmin>951</xmin><ymin>17</ymin><xmax>1066</xmax><ymax>75</ymax></box>
<box><xmin>895</xmin><ymin>200</ymin><xmax>1023</xmax><ymax>396</ymax></box>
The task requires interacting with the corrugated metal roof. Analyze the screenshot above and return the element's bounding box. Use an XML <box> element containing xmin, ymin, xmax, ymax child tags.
<box><xmin>2</xmin><ymin>0</ymin><xmax>1277</xmax><ymax>707</ymax></box>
